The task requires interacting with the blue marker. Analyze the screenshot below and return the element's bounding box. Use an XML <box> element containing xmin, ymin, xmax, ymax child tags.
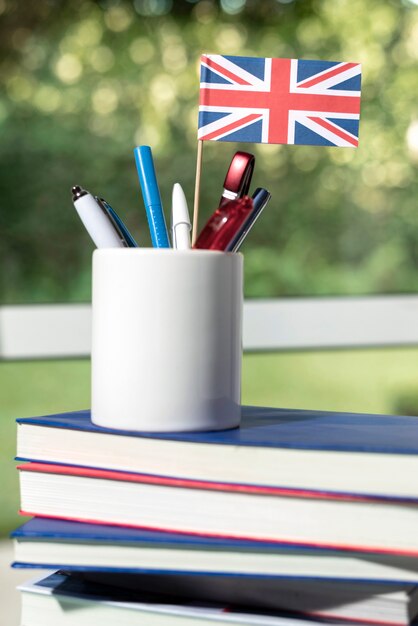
<box><xmin>134</xmin><ymin>146</ymin><xmax>170</xmax><ymax>248</ymax></box>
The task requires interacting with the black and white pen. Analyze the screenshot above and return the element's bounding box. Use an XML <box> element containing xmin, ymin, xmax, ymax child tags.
<box><xmin>71</xmin><ymin>186</ymin><xmax>137</xmax><ymax>248</ymax></box>
<box><xmin>225</xmin><ymin>187</ymin><xmax>271</xmax><ymax>252</ymax></box>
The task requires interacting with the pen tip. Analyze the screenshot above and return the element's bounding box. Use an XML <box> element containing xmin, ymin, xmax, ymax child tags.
<box><xmin>71</xmin><ymin>185</ymin><xmax>86</xmax><ymax>201</ymax></box>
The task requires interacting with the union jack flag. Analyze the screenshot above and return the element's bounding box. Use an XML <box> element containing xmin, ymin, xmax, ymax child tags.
<box><xmin>198</xmin><ymin>55</ymin><xmax>362</xmax><ymax>147</ymax></box>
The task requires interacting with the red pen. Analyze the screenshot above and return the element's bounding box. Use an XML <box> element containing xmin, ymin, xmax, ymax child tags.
<box><xmin>220</xmin><ymin>152</ymin><xmax>255</xmax><ymax>207</ymax></box>
<box><xmin>194</xmin><ymin>150</ymin><xmax>255</xmax><ymax>250</ymax></box>
<box><xmin>193</xmin><ymin>196</ymin><xmax>254</xmax><ymax>251</ymax></box>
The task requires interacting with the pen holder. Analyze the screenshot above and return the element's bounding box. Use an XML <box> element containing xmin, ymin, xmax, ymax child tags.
<box><xmin>91</xmin><ymin>249</ymin><xmax>243</xmax><ymax>432</ymax></box>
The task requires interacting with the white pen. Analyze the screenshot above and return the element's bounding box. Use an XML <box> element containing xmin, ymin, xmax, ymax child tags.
<box><xmin>171</xmin><ymin>183</ymin><xmax>191</xmax><ymax>250</ymax></box>
<box><xmin>71</xmin><ymin>186</ymin><xmax>125</xmax><ymax>248</ymax></box>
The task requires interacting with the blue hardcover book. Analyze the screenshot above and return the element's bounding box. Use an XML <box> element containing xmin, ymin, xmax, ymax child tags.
<box><xmin>16</xmin><ymin>405</ymin><xmax>418</xmax><ymax>498</ymax></box>
<box><xmin>11</xmin><ymin>517</ymin><xmax>418</xmax><ymax>584</ymax></box>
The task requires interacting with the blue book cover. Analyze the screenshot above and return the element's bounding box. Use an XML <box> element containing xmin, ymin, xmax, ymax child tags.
<box><xmin>13</xmin><ymin>518</ymin><xmax>418</xmax><ymax>585</ymax></box>
<box><xmin>11</xmin><ymin>517</ymin><xmax>324</xmax><ymax>549</ymax></box>
<box><xmin>15</xmin><ymin>405</ymin><xmax>418</xmax><ymax>455</ymax></box>
<box><xmin>17</xmin><ymin>405</ymin><xmax>418</xmax><ymax>500</ymax></box>
<box><xmin>11</xmin><ymin>517</ymin><xmax>341</xmax><ymax>579</ymax></box>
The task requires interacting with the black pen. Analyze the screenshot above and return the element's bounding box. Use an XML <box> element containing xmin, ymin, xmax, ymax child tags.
<box><xmin>225</xmin><ymin>187</ymin><xmax>271</xmax><ymax>252</ymax></box>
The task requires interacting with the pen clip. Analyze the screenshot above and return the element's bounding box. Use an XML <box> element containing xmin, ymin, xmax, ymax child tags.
<box><xmin>220</xmin><ymin>151</ymin><xmax>255</xmax><ymax>206</ymax></box>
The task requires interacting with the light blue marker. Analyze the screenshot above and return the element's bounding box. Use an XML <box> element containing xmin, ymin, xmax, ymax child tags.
<box><xmin>134</xmin><ymin>146</ymin><xmax>170</xmax><ymax>248</ymax></box>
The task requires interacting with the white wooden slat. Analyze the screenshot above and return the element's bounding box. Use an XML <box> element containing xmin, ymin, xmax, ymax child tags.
<box><xmin>244</xmin><ymin>296</ymin><xmax>418</xmax><ymax>350</ymax></box>
<box><xmin>0</xmin><ymin>304</ymin><xmax>91</xmax><ymax>360</ymax></box>
<box><xmin>1</xmin><ymin>296</ymin><xmax>418</xmax><ymax>360</ymax></box>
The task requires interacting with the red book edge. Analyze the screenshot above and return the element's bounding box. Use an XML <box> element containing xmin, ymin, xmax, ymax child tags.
<box><xmin>16</xmin><ymin>462</ymin><xmax>400</xmax><ymax>503</ymax></box>
<box><xmin>17</xmin><ymin>509</ymin><xmax>418</xmax><ymax>559</ymax></box>
<box><xmin>19</xmin><ymin>463</ymin><xmax>418</xmax><ymax>558</ymax></box>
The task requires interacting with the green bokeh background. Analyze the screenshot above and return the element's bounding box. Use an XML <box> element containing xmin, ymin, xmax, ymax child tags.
<box><xmin>1</xmin><ymin>0</ymin><xmax>418</xmax><ymax>302</ymax></box>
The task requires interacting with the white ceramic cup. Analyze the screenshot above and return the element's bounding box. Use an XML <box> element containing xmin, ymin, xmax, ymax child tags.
<box><xmin>91</xmin><ymin>249</ymin><xmax>243</xmax><ymax>432</ymax></box>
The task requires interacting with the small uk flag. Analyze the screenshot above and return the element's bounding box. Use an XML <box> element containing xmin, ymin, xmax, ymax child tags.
<box><xmin>198</xmin><ymin>54</ymin><xmax>362</xmax><ymax>148</ymax></box>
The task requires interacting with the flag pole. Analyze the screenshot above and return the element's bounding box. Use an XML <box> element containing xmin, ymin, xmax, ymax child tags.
<box><xmin>192</xmin><ymin>139</ymin><xmax>203</xmax><ymax>246</ymax></box>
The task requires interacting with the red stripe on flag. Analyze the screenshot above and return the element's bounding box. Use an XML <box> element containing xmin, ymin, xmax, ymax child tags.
<box><xmin>201</xmin><ymin>55</ymin><xmax>252</xmax><ymax>87</ymax></box>
<box><xmin>308</xmin><ymin>116</ymin><xmax>358</xmax><ymax>147</ymax></box>
<box><xmin>199</xmin><ymin>86</ymin><xmax>361</xmax><ymax>115</ymax></box>
<box><xmin>298</xmin><ymin>63</ymin><xmax>359</xmax><ymax>89</ymax></box>
<box><xmin>199</xmin><ymin>113</ymin><xmax>262</xmax><ymax>141</ymax></box>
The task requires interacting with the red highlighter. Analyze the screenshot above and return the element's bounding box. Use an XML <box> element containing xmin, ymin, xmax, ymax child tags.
<box><xmin>193</xmin><ymin>196</ymin><xmax>254</xmax><ymax>251</ymax></box>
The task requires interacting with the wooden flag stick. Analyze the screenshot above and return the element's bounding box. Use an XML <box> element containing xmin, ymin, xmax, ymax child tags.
<box><xmin>192</xmin><ymin>139</ymin><xmax>204</xmax><ymax>246</ymax></box>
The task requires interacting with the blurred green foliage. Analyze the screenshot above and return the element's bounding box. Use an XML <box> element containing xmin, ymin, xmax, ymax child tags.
<box><xmin>1</xmin><ymin>0</ymin><xmax>418</xmax><ymax>303</ymax></box>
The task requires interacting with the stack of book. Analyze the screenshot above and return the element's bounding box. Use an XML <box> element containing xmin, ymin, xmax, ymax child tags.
<box><xmin>12</xmin><ymin>405</ymin><xmax>418</xmax><ymax>625</ymax></box>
